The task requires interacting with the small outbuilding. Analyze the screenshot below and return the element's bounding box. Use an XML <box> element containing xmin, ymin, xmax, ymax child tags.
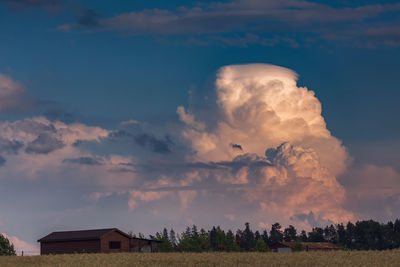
<box><xmin>130</xmin><ymin>237</ymin><xmax>161</xmax><ymax>253</ymax></box>
<box><xmin>270</xmin><ymin>242</ymin><xmax>340</xmax><ymax>252</ymax></box>
<box><xmin>38</xmin><ymin>228</ymin><xmax>161</xmax><ymax>255</ymax></box>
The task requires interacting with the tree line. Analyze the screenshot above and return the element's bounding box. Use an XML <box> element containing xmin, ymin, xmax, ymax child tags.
<box><xmin>141</xmin><ymin>219</ymin><xmax>400</xmax><ymax>252</ymax></box>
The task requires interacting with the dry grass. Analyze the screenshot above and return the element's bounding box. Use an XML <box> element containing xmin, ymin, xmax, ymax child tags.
<box><xmin>1</xmin><ymin>250</ymin><xmax>400</xmax><ymax>267</ymax></box>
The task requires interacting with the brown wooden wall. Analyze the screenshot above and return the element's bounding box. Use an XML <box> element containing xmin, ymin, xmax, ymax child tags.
<box><xmin>151</xmin><ymin>241</ymin><xmax>160</xmax><ymax>252</ymax></box>
<box><xmin>100</xmin><ymin>231</ymin><xmax>130</xmax><ymax>253</ymax></box>
<box><xmin>40</xmin><ymin>240</ymin><xmax>100</xmax><ymax>255</ymax></box>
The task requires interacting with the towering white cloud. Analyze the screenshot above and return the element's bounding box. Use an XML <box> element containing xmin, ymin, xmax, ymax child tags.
<box><xmin>178</xmin><ymin>63</ymin><xmax>354</xmax><ymax>226</ymax></box>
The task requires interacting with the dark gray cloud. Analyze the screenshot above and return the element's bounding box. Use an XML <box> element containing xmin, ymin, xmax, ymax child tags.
<box><xmin>0</xmin><ymin>155</ymin><xmax>5</xmax><ymax>166</ymax></box>
<box><xmin>292</xmin><ymin>211</ymin><xmax>321</xmax><ymax>228</ymax></box>
<box><xmin>72</xmin><ymin>140</ymin><xmax>84</xmax><ymax>147</ymax></box>
<box><xmin>62</xmin><ymin>157</ymin><xmax>102</xmax><ymax>165</ymax></box>
<box><xmin>134</xmin><ymin>134</ymin><xmax>173</xmax><ymax>154</ymax></box>
<box><xmin>25</xmin><ymin>133</ymin><xmax>64</xmax><ymax>154</ymax></box>
<box><xmin>130</xmin><ymin>153</ymin><xmax>271</xmax><ymax>176</ymax></box>
<box><xmin>108</xmin><ymin>130</ymin><xmax>133</xmax><ymax>139</ymax></box>
<box><xmin>15</xmin><ymin>120</ymin><xmax>56</xmax><ymax>135</ymax></box>
<box><xmin>231</xmin><ymin>143</ymin><xmax>242</xmax><ymax>150</ymax></box>
<box><xmin>76</xmin><ymin>8</ymin><xmax>101</xmax><ymax>27</ymax></box>
<box><xmin>0</xmin><ymin>138</ymin><xmax>23</xmax><ymax>154</ymax></box>
<box><xmin>108</xmin><ymin>130</ymin><xmax>174</xmax><ymax>154</ymax></box>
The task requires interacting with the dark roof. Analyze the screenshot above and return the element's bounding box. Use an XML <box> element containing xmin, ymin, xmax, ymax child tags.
<box><xmin>38</xmin><ymin>228</ymin><xmax>130</xmax><ymax>243</ymax></box>
<box><xmin>271</xmin><ymin>242</ymin><xmax>340</xmax><ymax>250</ymax></box>
<box><xmin>131</xmin><ymin>237</ymin><xmax>162</xmax><ymax>243</ymax></box>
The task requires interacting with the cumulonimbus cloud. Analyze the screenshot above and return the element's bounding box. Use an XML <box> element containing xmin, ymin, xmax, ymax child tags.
<box><xmin>177</xmin><ymin>63</ymin><xmax>354</xmax><ymax>227</ymax></box>
<box><xmin>95</xmin><ymin>64</ymin><xmax>355</xmax><ymax>229</ymax></box>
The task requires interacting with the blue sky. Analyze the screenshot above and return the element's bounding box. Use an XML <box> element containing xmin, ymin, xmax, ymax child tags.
<box><xmin>1</xmin><ymin>0</ymin><xmax>399</xmax><ymax>141</ymax></box>
<box><xmin>1</xmin><ymin>0</ymin><xmax>400</xmax><ymax>254</ymax></box>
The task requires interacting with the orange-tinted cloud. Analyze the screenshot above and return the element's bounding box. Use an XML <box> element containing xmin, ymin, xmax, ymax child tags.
<box><xmin>178</xmin><ymin>64</ymin><xmax>354</xmax><ymax>227</ymax></box>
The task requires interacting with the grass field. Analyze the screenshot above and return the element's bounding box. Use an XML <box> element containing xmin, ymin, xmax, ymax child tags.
<box><xmin>1</xmin><ymin>250</ymin><xmax>400</xmax><ymax>266</ymax></box>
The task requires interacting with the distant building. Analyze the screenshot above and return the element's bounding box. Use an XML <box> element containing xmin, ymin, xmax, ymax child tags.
<box><xmin>270</xmin><ymin>242</ymin><xmax>340</xmax><ymax>252</ymax></box>
<box><xmin>37</xmin><ymin>228</ymin><xmax>161</xmax><ymax>255</ymax></box>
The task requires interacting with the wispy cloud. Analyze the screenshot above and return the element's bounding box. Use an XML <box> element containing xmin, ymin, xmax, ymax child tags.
<box><xmin>58</xmin><ymin>0</ymin><xmax>400</xmax><ymax>46</ymax></box>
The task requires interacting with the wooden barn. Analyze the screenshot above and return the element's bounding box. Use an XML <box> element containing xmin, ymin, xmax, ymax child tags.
<box><xmin>37</xmin><ymin>228</ymin><xmax>161</xmax><ymax>255</ymax></box>
<box><xmin>270</xmin><ymin>242</ymin><xmax>340</xmax><ymax>252</ymax></box>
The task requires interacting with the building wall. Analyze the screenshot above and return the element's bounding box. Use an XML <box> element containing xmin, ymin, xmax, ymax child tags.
<box><xmin>100</xmin><ymin>231</ymin><xmax>130</xmax><ymax>253</ymax></box>
<box><xmin>40</xmin><ymin>240</ymin><xmax>100</xmax><ymax>255</ymax></box>
<box><xmin>130</xmin><ymin>239</ymin><xmax>159</xmax><ymax>252</ymax></box>
<box><xmin>277</xmin><ymin>247</ymin><xmax>292</xmax><ymax>253</ymax></box>
<box><xmin>151</xmin><ymin>241</ymin><xmax>160</xmax><ymax>252</ymax></box>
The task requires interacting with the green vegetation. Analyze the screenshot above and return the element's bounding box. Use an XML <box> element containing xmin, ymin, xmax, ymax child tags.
<box><xmin>1</xmin><ymin>250</ymin><xmax>400</xmax><ymax>266</ymax></box>
<box><xmin>254</xmin><ymin>237</ymin><xmax>267</xmax><ymax>252</ymax></box>
<box><xmin>0</xmin><ymin>234</ymin><xmax>16</xmax><ymax>256</ymax></box>
<box><xmin>150</xmin><ymin>219</ymin><xmax>400</xmax><ymax>252</ymax></box>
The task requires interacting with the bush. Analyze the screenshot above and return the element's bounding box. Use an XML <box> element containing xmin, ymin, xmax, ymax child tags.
<box><xmin>255</xmin><ymin>237</ymin><xmax>267</xmax><ymax>252</ymax></box>
<box><xmin>293</xmin><ymin>239</ymin><xmax>303</xmax><ymax>252</ymax></box>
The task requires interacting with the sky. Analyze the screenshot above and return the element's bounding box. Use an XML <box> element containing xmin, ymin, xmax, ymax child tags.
<box><xmin>0</xmin><ymin>0</ymin><xmax>400</xmax><ymax>255</ymax></box>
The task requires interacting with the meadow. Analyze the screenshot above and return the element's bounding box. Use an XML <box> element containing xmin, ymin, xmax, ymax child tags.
<box><xmin>1</xmin><ymin>250</ymin><xmax>400</xmax><ymax>267</ymax></box>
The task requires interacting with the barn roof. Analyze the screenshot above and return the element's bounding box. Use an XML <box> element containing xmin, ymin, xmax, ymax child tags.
<box><xmin>271</xmin><ymin>241</ymin><xmax>340</xmax><ymax>250</ymax></box>
<box><xmin>38</xmin><ymin>228</ymin><xmax>130</xmax><ymax>243</ymax></box>
<box><xmin>131</xmin><ymin>237</ymin><xmax>162</xmax><ymax>243</ymax></box>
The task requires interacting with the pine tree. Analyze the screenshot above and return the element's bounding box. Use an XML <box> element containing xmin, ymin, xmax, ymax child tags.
<box><xmin>336</xmin><ymin>223</ymin><xmax>346</xmax><ymax>246</ymax></box>
<box><xmin>394</xmin><ymin>219</ymin><xmax>400</xmax><ymax>248</ymax></box>
<box><xmin>261</xmin><ymin>229</ymin><xmax>269</xmax><ymax>246</ymax></box>
<box><xmin>215</xmin><ymin>226</ymin><xmax>226</xmax><ymax>251</ymax></box>
<box><xmin>299</xmin><ymin>230</ymin><xmax>308</xmax><ymax>242</ymax></box>
<box><xmin>169</xmin><ymin>229</ymin><xmax>177</xmax><ymax>250</ymax></box>
<box><xmin>243</xmin><ymin>222</ymin><xmax>255</xmax><ymax>251</ymax></box>
<box><xmin>345</xmin><ymin>221</ymin><xmax>356</xmax><ymax>249</ymax></box>
<box><xmin>269</xmin><ymin>223</ymin><xmax>283</xmax><ymax>244</ymax></box>
<box><xmin>199</xmin><ymin>228</ymin><xmax>210</xmax><ymax>251</ymax></box>
<box><xmin>225</xmin><ymin>230</ymin><xmax>239</xmax><ymax>251</ymax></box>
<box><xmin>210</xmin><ymin>226</ymin><xmax>217</xmax><ymax>251</ymax></box>
<box><xmin>157</xmin><ymin>228</ymin><xmax>173</xmax><ymax>252</ymax></box>
<box><xmin>308</xmin><ymin>227</ymin><xmax>324</xmax><ymax>242</ymax></box>
<box><xmin>0</xmin><ymin>234</ymin><xmax>16</xmax><ymax>256</ymax></box>
<box><xmin>324</xmin><ymin>224</ymin><xmax>338</xmax><ymax>244</ymax></box>
<box><xmin>236</xmin><ymin>229</ymin><xmax>244</xmax><ymax>251</ymax></box>
<box><xmin>283</xmin><ymin>225</ymin><xmax>297</xmax><ymax>242</ymax></box>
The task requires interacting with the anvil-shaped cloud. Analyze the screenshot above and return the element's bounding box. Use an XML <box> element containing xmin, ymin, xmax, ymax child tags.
<box><xmin>176</xmin><ymin>64</ymin><xmax>354</xmax><ymax>226</ymax></box>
